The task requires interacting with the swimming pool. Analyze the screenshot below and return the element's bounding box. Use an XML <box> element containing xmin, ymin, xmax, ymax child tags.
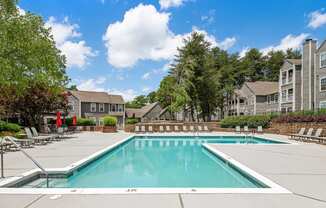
<box><xmin>19</xmin><ymin>136</ymin><xmax>284</xmax><ymax>189</ymax></box>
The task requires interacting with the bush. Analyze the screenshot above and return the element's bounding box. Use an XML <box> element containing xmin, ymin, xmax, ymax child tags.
<box><xmin>103</xmin><ymin>116</ymin><xmax>117</xmax><ymax>126</ymax></box>
<box><xmin>273</xmin><ymin>110</ymin><xmax>326</xmax><ymax>123</ymax></box>
<box><xmin>77</xmin><ymin>118</ymin><xmax>96</xmax><ymax>126</ymax></box>
<box><xmin>65</xmin><ymin>117</ymin><xmax>73</xmax><ymax>126</ymax></box>
<box><xmin>220</xmin><ymin>115</ymin><xmax>271</xmax><ymax>128</ymax></box>
<box><xmin>126</xmin><ymin>118</ymin><xmax>139</xmax><ymax>124</ymax></box>
<box><xmin>0</xmin><ymin>121</ymin><xmax>21</xmax><ymax>132</ymax></box>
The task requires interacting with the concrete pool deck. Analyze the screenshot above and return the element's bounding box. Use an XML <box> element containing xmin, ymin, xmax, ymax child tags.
<box><xmin>1</xmin><ymin>132</ymin><xmax>326</xmax><ymax>207</ymax></box>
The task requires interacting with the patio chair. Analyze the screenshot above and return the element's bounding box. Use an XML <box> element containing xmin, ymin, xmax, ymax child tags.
<box><xmin>243</xmin><ymin>126</ymin><xmax>249</xmax><ymax>133</ymax></box>
<box><xmin>307</xmin><ymin>128</ymin><xmax>323</xmax><ymax>142</ymax></box>
<box><xmin>24</xmin><ymin>128</ymin><xmax>49</xmax><ymax>145</ymax></box>
<box><xmin>45</xmin><ymin>126</ymin><xmax>61</xmax><ymax>141</ymax></box>
<box><xmin>174</xmin><ymin>125</ymin><xmax>179</xmax><ymax>132</ymax></box>
<box><xmin>166</xmin><ymin>125</ymin><xmax>171</xmax><ymax>132</ymax></box>
<box><xmin>299</xmin><ymin>128</ymin><xmax>314</xmax><ymax>142</ymax></box>
<box><xmin>182</xmin><ymin>125</ymin><xmax>188</xmax><ymax>132</ymax></box>
<box><xmin>197</xmin><ymin>125</ymin><xmax>203</xmax><ymax>131</ymax></box>
<box><xmin>189</xmin><ymin>125</ymin><xmax>195</xmax><ymax>132</ymax></box>
<box><xmin>257</xmin><ymin>126</ymin><xmax>263</xmax><ymax>134</ymax></box>
<box><xmin>289</xmin><ymin>128</ymin><xmax>306</xmax><ymax>140</ymax></box>
<box><xmin>141</xmin><ymin>126</ymin><xmax>146</xmax><ymax>132</ymax></box>
<box><xmin>2</xmin><ymin>136</ymin><xmax>33</xmax><ymax>149</ymax></box>
<box><xmin>203</xmin><ymin>125</ymin><xmax>209</xmax><ymax>132</ymax></box>
<box><xmin>235</xmin><ymin>126</ymin><xmax>241</xmax><ymax>133</ymax></box>
<box><xmin>135</xmin><ymin>125</ymin><xmax>140</xmax><ymax>133</ymax></box>
<box><xmin>159</xmin><ymin>125</ymin><xmax>164</xmax><ymax>132</ymax></box>
<box><xmin>148</xmin><ymin>126</ymin><xmax>153</xmax><ymax>132</ymax></box>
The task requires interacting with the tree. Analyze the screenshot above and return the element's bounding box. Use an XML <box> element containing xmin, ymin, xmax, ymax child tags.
<box><xmin>147</xmin><ymin>91</ymin><xmax>157</xmax><ymax>103</ymax></box>
<box><xmin>0</xmin><ymin>0</ymin><xmax>68</xmax><ymax>127</ymax></box>
<box><xmin>125</xmin><ymin>95</ymin><xmax>149</xmax><ymax>108</ymax></box>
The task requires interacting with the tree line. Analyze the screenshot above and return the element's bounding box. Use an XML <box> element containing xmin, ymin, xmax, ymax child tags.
<box><xmin>131</xmin><ymin>32</ymin><xmax>301</xmax><ymax>121</ymax></box>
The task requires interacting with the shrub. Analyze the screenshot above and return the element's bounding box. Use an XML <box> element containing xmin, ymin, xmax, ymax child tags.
<box><xmin>77</xmin><ymin>118</ymin><xmax>96</xmax><ymax>126</ymax></box>
<box><xmin>220</xmin><ymin>115</ymin><xmax>271</xmax><ymax>128</ymax></box>
<box><xmin>103</xmin><ymin>116</ymin><xmax>117</xmax><ymax>126</ymax></box>
<box><xmin>65</xmin><ymin>117</ymin><xmax>73</xmax><ymax>126</ymax></box>
<box><xmin>0</xmin><ymin>121</ymin><xmax>21</xmax><ymax>132</ymax></box>
<box><xmin>126</xmin><ymin>118</ymin><xmax>139</xmax><ymax>124</ymax></box>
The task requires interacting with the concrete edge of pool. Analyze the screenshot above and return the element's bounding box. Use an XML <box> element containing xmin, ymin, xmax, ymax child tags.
<box><xmin>0</xmin><ymin>134</ymin><xmax>292</xmax><ymax>194</ymax></box>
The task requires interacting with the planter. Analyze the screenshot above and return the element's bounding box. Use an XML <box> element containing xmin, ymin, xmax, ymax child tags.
<box><xmin>102</xmin><ymin>126</ymin><xmax>117</xmax><ymax>133</ymax></box>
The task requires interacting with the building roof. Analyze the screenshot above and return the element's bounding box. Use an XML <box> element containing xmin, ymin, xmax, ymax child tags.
<box><xmin>126</xmin><ymin>102</ymin><xmax>160</xmax><ymax>118</ymax></box>
<box><xmin>70</xmin><ymin>90</ymin><xmax>124</xmax><ymax>104</ymax></box>
<box><xmin>317</xmin><ymin>39</ymin><xmax>326</xmax><ymax>52</ymax></box>
<box><xmin>245</xmin><ymin>81</ymin><xmax>279</xmax><ymax>96</ymax></box>
<box><xmin>286</xmin><ymin>59</ymin><xmax>301</xmax><ymax>65</ymax></box>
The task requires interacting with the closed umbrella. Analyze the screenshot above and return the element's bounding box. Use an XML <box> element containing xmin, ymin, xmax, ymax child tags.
<box><xmin>72</xmin><ymin>116</ymin><xmax>77</xmax><ymax>126</ymax></box>
<box><xmin>56</xmin><ymin>112</ymin><xmax>62</xmax><ymax>128</ymax></box>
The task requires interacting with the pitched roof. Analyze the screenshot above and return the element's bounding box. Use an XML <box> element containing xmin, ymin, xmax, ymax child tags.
<box><xmin>286</xmin><ymin>59</ymin><xmax>301</xmax><ymax>65</ymax></box>
<box><xmin>317</xmin><ymin>39</ymin><xmax>326</xmax><ymax>52</ymax></box>
<box><xmin>126</xmin><ymin>102</ymin><xmax>160</xmax><ymax>118</ymax></box>
<box><xmin>70</xmin><ymin>90</ymin><xmax>124</xmax><ymax>104</ymax></box>
<box><xmin>245</xmin><ymin>81</ymin><xmax>279</xmax><ymax>96</ymax></box>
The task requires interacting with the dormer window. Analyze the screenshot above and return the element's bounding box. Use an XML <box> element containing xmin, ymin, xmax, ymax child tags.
<box><xmin>91</xmin><ymin>103</ymin><xmax>96</xmax><ymax>112</ymax></box>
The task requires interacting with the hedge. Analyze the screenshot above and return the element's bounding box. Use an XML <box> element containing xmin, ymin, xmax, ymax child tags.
<box><xmin>126</xmin><ymin>118</ymin><xmax>139</xmax><ymax>124</ymax></box>
<box><xmin>273</xmin><ymin>110</ymin><xmax>326</xmax><ymax>123</ymax></box>
<box><xmin>77</xmin><ymin>118</ymin><xmax>96</xmax><ymax>126</ymax></box>
<box><xmin>0</xmin><ymin>121</ymin><xmax>21</xmax><ymax>132</ymax></box>
<box><xmin>220</xmin><ymin>115</ymin><xmax>271</xmax><ymax>128</ymax></box>
<box><xmin>103</xmin><ymin>116</ymin><xmax>117</xmax><ymax>126</ymax></box>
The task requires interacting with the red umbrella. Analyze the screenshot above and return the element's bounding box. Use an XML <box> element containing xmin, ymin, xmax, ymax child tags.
<box><xmin>72</xmin><ymin>116</ymin><xmax>77</xmax><ymax>126</ymax></box>
<box><xmin>56</xmin><ymin>112</ymin><xmax>62</xmax><ymax>128</ymax></box>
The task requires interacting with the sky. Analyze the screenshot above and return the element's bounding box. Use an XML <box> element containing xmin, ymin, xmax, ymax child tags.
<box><xmin>18</xmin><ymin>0</ymin><xmax>326</xmax><ymax>101</ymax></box>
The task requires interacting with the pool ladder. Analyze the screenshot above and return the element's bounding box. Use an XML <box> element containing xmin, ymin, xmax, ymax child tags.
<box><xmin>0</xmin><ymin>136</ymin><xmax>49</xmax><ymax>188</ymax></box>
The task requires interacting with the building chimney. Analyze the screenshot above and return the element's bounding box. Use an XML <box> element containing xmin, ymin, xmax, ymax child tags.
<box><xmin>301</xmin><ymin>38</ymin><xmax>317</xmax><ymax>110</ymax></box>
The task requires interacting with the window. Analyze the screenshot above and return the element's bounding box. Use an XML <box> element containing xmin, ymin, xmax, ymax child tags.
<box><xmin>288</xmin><ymin>89</ymin><xmax>293</xmax><ymax>101</ymax></box>
<box><xmin>288</xmin><ymin>69</ymin><xmax>293</xmax><ymax>83</ymax></box>
<box><xmin>267</xmin><ymin>95</ymin><xmax>271</xmax><ymax>104</ymax></box>
<box><xmin>282</xmin><ymin>90</ymin><xmax>287</xmax><ymax>102</ymax></box>
<box><xmin>321</xmin><ymin>77</ymin><xmax>326</xmax><ymax>91</ymax></box>
<box><xmin>68</xmin><ymin>104</ymin><xmax>74</xmax><ymax>111</ymax></box>
<box><xmin>281</xmin><ymin>108</ymin><xmax>287</xmax><ymax>114</ymax></box>
<box><xmin>274</xmin><ymin>94</ymin><xmax>279</xmax><ymax>102</ymax></box>
<box><xmin>320</xmin><ymin>101</ymin><xmax>326</xmax><ymax>109</ymax></box>
<box><xmin>282</xmin><ymin>71</ymin><xmax>287</xmax><ymax>84</ymax></box>
<box><xmin>111</xmin><ymin>104</ymin><xmax>116</xmax><ymax>112</ymax></box>
<box><xmin>91</xmin><ymin>103</ymin><xmax>96</xmax><ymax>112</ymax></box>
<box><xmin>99</xmin><ymin>103</ymin><xmax>105</xmax><ymax>112</ymax></box>
<box><xmin>321</xmin><ymin>52</ymin><xmax>326</xmax><ymax>68</ymax></box>
<box><xmin>287</xmin><ymin>107</ymin><xmax>293</xmax><ymax>113</ymax></box>
<box><xmin>118</xmin><ymin>104</ymin><xmax>124</xmax><ymax>112</ymax></box>
<box><xmin>239</xmin><ymin>99</ymin><xmax>244</xmax><ymax>104</ymax></box>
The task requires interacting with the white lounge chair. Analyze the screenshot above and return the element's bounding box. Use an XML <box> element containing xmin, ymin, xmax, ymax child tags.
<box><xmin>243</xmin><ymin>126</ymin><xmax>249</xmax><ymax>133</ymax></box>
<box><xmin>298</xmin><ymin>128</ymin><xmax>313</xmax><ymax>141</ymax></box>
<box><xmin>159</xmin><ymin>126</ymin><xmax>164</xmax><ymax>132</ymax></box>
<box><xmin>135</xmin><ymin>125</ymin><xmax>140</xmax><ymax>133</ymax></box>
<box><xmin>141</xmin><ymin>126</ymin><xmax>146</xmax><ymax>132</ymax></box>
<box><xmin>182</xmin><ymin>125</ymin><xmax>188</xmax><ymax>132</ymax></box>
<box><xmin>308</xmin><ymin>128</ymin><xmax>323</xmax><ymax>142</ymax></box>
<box><xmin>203</xmin><ymin>125</ymin><xmax>209</xmax><ymax>131</ymax></box>
<box><xmin>257</xmin><ymin>126</ymin><xmax>263</xmax><ymax>134</ymax></box>
<box><xmin>148</xmin><ymin>126</ymin><xmax>153</xmax><ymax>132</ymax></box>
<box><xmin>197</xmin><ymin>126</ymin><xmax>203</xmax><ymax>131</ymax></box>
<box><xmin>166</xmin><ymin>126</ymin><xmax>171</xmax><ymax>132</ymax></box>
<box><xmin>189</xmin><ymin>125</ymin><xmax>195</xmax><ymax>132</ymax></box>
<box><xmin>25</xmin><ymin>128</ymin><xmax>49</xmax><ymax>145</ymax></box>
<box><xmin>289</xmin><ymin>128</ymin><xmax>306</xmax><ymax>140</ymax></box>
<box><xmin>174</xmin><ymin>125</ymin><xmax>179</xmax><ymax>132</ymax></box>
<box><xmin>235</xmin><ymin>126</ymin><xmax>241</xmax><ymax>133</ymax></box>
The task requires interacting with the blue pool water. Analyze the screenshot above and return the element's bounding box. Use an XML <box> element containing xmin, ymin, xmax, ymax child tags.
<box><xmin>25</xmin><ymin>136</ymin><xmax>281</xmax><ymax>188</ymax></box>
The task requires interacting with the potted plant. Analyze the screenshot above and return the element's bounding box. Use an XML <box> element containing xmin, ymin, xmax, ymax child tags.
<box><xmin>102</xmin><ymin>116</ymin><xmax>117</xmax><ymax>133</ymax></box>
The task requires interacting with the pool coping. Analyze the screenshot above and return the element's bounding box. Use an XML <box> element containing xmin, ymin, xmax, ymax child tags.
<box><xmin>0</xmin><ymin>134</ymin><xmax>292</xmax><ymax>194</ymax></box>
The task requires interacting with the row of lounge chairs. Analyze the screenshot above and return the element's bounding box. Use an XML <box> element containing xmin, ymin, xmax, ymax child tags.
<box><xmin>135</xmin><ymin>125</ymin><xmax>210</xmax><ymax>133</ymax></box>
<box><xmin>235</xmin><ymin>126</ymin><xmax>264</xmax><ymax>134</ymax></box>
<box><xmin>0</xmin><ymin>127</ymin><xmax>73</xmax><ymax>152</ymax></box>
<box><xmin>289</xmin><ymin>128</ymin><xmax>326</xmax><ymax>143</ymax></box>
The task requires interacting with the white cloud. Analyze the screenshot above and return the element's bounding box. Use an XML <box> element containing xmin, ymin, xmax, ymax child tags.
<box><xmin>45</xmin><ymin>17</ymin><xmax>96</xmax><ymax>68</ymax></box>
<box><xmin>103</xmin><ymin>4</ymin><xmax>235</xmax><ymax>68</ymax></box>
<box><xmin>17</xmin><ymin>6</ymin><xmax>26</xmax><ymax>15</ymax></box>
<box><xmin>217</xmin><ymin>37</ymin><xmax>237</xmax><ymax>50</ymax></box>
<box><xmin>142</xmin><ymin>86</ymin><xmax>151</xmax><ymax>93</ymax></box>
<box><xmin>239</xmin><ymin>47</ymin><xmax>249</xmax><ymax>58</ymax></box>
<box><xmin>261</xmin><ymin>33</ymin><xmax>309</xmax><ymax>55</ymax></box>
<box><xmin>159</xmin><ymin>0</ymin><xmax>185</xmax><ymax>9</ymax></box>
<box><xmin>108</xmin><ymin>89</ymin><xmax>138</xmax><ymax>101</ymax></box>
<box><xmin>201</xmin><ymin>9</ymin><xmax>215</xmax><ymax>24</ymax></box>
<box><xmin>308</xmin><ymin>10</ymin><xmax>326</xmax><ymax>29</ymax></box>
<box><xmin>142</xmin><ymin>72</ymin><xmax>151</xmax><ymax>80</ymax></box>
<box><xmin>77</xmin><ymin>77</ymin><xmax>106</xmax><ymax>91</ymax></box>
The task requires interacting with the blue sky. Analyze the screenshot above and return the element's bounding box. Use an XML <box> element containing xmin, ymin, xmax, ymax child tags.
<box><xmin>19</xmin><ymin>0</ymin><xmax>326</xmax><ymax>101</ymax></box>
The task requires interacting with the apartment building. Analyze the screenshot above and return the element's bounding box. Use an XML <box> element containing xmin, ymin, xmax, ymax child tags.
<box><xmin>226</xmin><ymin>81</ymin><xmax>279</xmax><ymax>116</ymax></box>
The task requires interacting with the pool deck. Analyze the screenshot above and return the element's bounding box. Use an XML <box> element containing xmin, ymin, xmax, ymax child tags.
<box><xmin>1</xmin><ymin>132</ymin><xmax>326</xmax><ymax>207</ymax></box>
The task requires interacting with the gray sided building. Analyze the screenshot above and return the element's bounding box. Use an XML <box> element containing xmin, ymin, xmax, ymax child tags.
<box><xmin>315</xmin><ymin>39</ymin><xmax>326</xmax><ymax>109</ymax></box>
<box><xmin>67</xmin><ymin>91</ymin><xmax>125</xmax><ymax>129</ymax></box>
<box><xmin>226</xmin><ymin>81</ymin><xmax>279</xmax><ymax>116</ymax></box>
<box><xmin>126</xmin><ymin>102</ymin><xmax>163</xmax><ymax>122</ymax></box>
